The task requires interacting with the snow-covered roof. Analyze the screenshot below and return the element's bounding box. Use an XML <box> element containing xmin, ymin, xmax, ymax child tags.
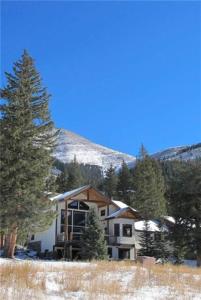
<box><xmin>111</xmin><ymin>200</ymin><xmax>128</xmax><ymax>209</ymax></box>
<box><xmin>50</xmin><ymin>185</ymin><xmax>91</xmax><ymax>201</ymax></box>
<box><xmin>106</xmin><ymin>206</ymin><xmax>139</xmax><ymax>220</ymax></box>
<box><xmin>163</xmin><ymin>216</ymin><xmax>176</xmax><ymax>224</ymax></box>
<box><xmin>134</xmin><ymin>220</ymin><xmax>168</xmax><ymax>232</ymax></box>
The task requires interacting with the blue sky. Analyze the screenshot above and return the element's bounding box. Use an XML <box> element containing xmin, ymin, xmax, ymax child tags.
<box><xmin>1</xmin><ymin>1</ymin><xmax>201</xmax><ymax>155</ymax></box>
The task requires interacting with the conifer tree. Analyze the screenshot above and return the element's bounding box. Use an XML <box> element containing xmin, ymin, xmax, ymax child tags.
<box><xmin>138</xmin><ymin>222</ymin><xmax>155</xmax><ymax>256</ymax></box>
<box><xmin>103</xmin><ymin>164</ymin><xmax>117</xmax><ymax>198</ymax></box>
<box><xmin>0</xmin><ymin>50</ymin><xmax>57</xmax><ymax>258</ymax></box>
<box><xmin>56</xmin><ymin>170</ymin><xmax>69</xmax><ymax>193</ymax></box>
<box><xmin>117</xmin><ymin>160</ymin><xmax>133</xmax><ymax>205</ymax></box>
<box><xmin>66</xmin><ymin>156</ymin><xmax>83</xmax><ymax>190</ymax></box>
<box><xmin>165</xmin><ymin>160</ymin><xmax>201</xmax><ymax>267</ymax></box>
<box><xmin>132</xmin><ymin>146</ymin><xmax>166</xmax><ymax>220</ymax></box>
<box><xmin>79</xmin><ymin>209</ymin><xmax>107</xmax><ymax>260</ymax></box>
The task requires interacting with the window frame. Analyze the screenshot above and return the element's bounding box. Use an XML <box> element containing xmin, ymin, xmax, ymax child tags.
<box><xmin>114</xmin><ymin>224</ymin><xmax>120</xmax><ymax>237</ymax></box>
<box><xmin>122</xmin><ymin>224</ymin><xmax>132</xmax><ymax>237</ymax></box>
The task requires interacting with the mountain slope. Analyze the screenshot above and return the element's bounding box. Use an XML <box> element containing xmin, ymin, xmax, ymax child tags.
<box><xmin>53</xmin><ymin>129</ymin><xmax>136</xmax><ymax>170</ymax></box>
<box><xmin>53</xmin><ymin>129</ymin><xmax>201</xmax><ymax>170</ymax></box>
<box><xmin>152</xmin><ymin>143</ymin><xmax>201</xmax><ymax>161</ymax></box>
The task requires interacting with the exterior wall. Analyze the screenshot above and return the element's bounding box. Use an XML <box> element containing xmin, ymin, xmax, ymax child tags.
<box><xmin>29</xmin><ymin>215</ymin><xmax>56</xmax><ymax>252</ymax></box>
<box><xmin>108</xmin><ymin>218</ymin><xmax>136</xmax><ymax>245</ymax></box>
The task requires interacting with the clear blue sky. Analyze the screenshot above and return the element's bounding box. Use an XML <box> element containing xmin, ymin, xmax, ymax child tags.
<box><xmin>1</xmin><ymin>1</ymin><xmax>201</xmax><ymax>155</ymax></box>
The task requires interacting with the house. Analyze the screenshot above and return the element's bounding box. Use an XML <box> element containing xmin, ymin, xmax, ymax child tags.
<box><xmin>28</xmin><ymin>185</ymin><xmax>141</xmax><ymax>260</ymax></box>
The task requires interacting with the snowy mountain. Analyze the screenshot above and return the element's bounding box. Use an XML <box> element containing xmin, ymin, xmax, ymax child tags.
<box><xmin>53</xmin><ymin>129</ymin><xmax>201</xmax><ymax>170</ymax></box>
<box><xmin>53</xmin><ymin>129</ymin><xmax>136</xmax><ymax>171</ymax></box>
<box><xmin>152</xmin><ymin>143</ymin><xmax>201</xmax><ymax>161</ymax></box>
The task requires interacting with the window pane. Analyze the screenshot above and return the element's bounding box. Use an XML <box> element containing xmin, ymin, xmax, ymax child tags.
<box><xmin>61</xmin><ymin>210</ymin><xmax>72</xmax><ymax>225</ymax></box>
<box><xmin>73</xmin><ymin>211</ymin><xmax>86</xmax><ymax>226</ymax></box>
<box><xmin>68</xmin><ymin>201</ymin><xmax>78</xmax><ymax>209</ymax></box>
<box><xmin>114</xmin><ymin>224</ymin><xmax>120</xmax><ymax>237</ymax></box>
<box><xmin>79</xmin><ymin>201</ymin><xmax>89</xmax><ymax>210</ymax></box>
<box><xmin>123</xmin><ymin>225</ymin><xmax>132</xmax><ymax>237</ymax></box>
<box><xmin>101</xmin><ymin>209</ymin><xmax>106</xmax><ymax>216</ymax></box>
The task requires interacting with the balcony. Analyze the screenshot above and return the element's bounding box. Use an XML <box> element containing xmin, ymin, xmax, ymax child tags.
<box><xmin>107</xmin><ymin>235</ymin><xmax>136</xmax><ymax>246</ymax></box>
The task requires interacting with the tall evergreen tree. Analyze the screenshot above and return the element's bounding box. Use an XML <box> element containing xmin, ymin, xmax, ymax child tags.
<box><xmin>79</xmin><ymin>209</ymin><xmax>107</xmax><ymax>260</ymax></box>
<box><xmin>117</xmin><ymin>160</ymin><xmax>133</xmax><ymax>205</ymax></box>
<box><xmin>138</xmin><ymin>222</ymin><xmax>155</xmax><ymax>256</ymax></box>
<box><xmin>132</xmin><ymin>146</ymin><xmax>166</xmax><ymax>220</ymax></box>
<box><xmin>103</xmin><ymin>164</ymin><xmax>118</xmax><ymax>198</ymax></box>
<box><xmin>66</xmin><ymin>156</ymin><xmax>83</xmax><ymax>190</ymax></box>
<box><xmin>0</xmin><ymin>50</ymin><xmax>57</xmax><ymax>258</ymax></box>
<box><xmin>164</xmin><ymin>160</ymin><xmax>201</xmax><ymax>267</ymax></box>
<box><xmin>56</xmin><ymin>170</ymin><xmax>69</xmax><ymax>193</ymax></box>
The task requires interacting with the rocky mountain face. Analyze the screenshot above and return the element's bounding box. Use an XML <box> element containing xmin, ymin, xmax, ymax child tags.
<box><xmin>53</xmin><ymin>129</ymin><xmax>201</xmax><ymax>170</ymax></box>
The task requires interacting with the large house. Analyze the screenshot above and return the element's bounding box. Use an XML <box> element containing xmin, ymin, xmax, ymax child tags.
<box><xmin>29</xmin><ymin>185</ymin><xmax>140</xmax><ymax>260</ymax></box>
<box><xmin>28</xmin><ymin>185</ymin><xmax>172</xmax><ymax>260</ymax></box>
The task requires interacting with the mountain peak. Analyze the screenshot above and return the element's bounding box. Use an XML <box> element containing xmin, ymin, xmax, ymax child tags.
<box><xmin>53</xmin><ymin>129</ymin><xmax>136</xmax><ymax>170</ymax></box>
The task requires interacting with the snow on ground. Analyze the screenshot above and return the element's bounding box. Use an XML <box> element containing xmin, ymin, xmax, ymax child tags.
<box><xmin>0</xmin><ymin>258</ymin><xmax>201</xmax><ymax>300</ymax></box>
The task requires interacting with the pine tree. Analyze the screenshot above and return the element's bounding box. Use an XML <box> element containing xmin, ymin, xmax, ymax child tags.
<box><xmin>132</xmin><ymin>146</ymin><xmax>166</xmax><ymax>220</ymax></box>
<box><xmin>153</xmin><ymin>224</ymin><xmax>171</xmax><ymax>261</ymax></box>
<box><xmin>103</xmin><ymin>164</ymin><xmax>117</xmax><ymax>198</ymax></box>
<box><xmin>56</xmin><ymin>170</ymin><xmax>69</xmax><ymax>193</ymax></box>
<box><xmin>164</xmin><ymin>160</ymin><xmax>201</xmax><ymax>267</ymax></box>
<box><xmin>66</xmin><ymin>156</ymin><xmax>83</xmax><ymax>190</ymax></box>
<box><xmin>117</xmin><ymin>160</ymin><xmax>133</xmax><ymax>205</ymax></box>
<box><xmin>138</xmin><ymin>221</ymin><xmax>155</xmax><ymax>256</ymax></box>
<box><xmin>79</xmin><ymin>209</ymin><xmax>107</xmax><ymax>260</ymax></box>
<box><xmin>0</xmin><ymin>50</ymin><xmax>57</xmax><ymax>258</ymax></box>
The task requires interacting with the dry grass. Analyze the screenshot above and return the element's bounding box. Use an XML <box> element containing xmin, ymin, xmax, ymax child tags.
<box><xmin>0</xmin><ymin>259</ymin><xmax>200</xmax><ymax>300</ymax></box>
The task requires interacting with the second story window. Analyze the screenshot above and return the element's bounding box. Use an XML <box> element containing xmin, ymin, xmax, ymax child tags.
<box><xmin>114</xmin><ymin>224</ymin><xmax>120</xmax><ymax>237</ymax></box>
<box><xmin>123</xmin><ymin>224</ymin><xmax>132</xmax><ymax>237</ymax></box>
<box><xmin>101</xmin><ymin>209</ymin><xmax>105</xmax><ymax>216</ymax></box>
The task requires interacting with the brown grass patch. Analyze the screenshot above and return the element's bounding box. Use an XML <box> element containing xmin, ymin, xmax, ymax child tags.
<box><xmin>0</xmin><ymin>259</ymin><xmax>200</xmax><ymax>300</ymax></box>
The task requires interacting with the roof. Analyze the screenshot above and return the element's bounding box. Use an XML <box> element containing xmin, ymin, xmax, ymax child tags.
<box><xmin>111</xmin><ymin>200</ymin><xmax>128</xmax><ymax>209</ymax></box>
<box><xmin>106</xmin><ymin>206</ymin><xmax>140</xmax><ymax>220</ymax></box>
<box><xmin>50</xmin><ymin>185</ymin><xmax>110</xmax><ymax>207</ymax></box>
<box><xmin>50</xmin><ymin>185</ymin><xmax>91</xmax><ymax>201</ymax></box>
<box><xmin>134</xmin><ymin>220</ymin><xmax>168</xmax><ymax>232</ymax></box>
<box><xmin>163</xmin><ymin>216</ymin><xmax>176</xmax><ymax>224</ymax></box>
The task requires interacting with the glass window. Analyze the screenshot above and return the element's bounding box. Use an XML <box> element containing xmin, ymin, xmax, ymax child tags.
<box><xmin>123</xmin><ymin>224</ymin><xmax>132</xmax><ymax>237</ymax></box>
<box><xmin>68</xmin><ymin>201</ymin><xmax>78</xmax><ymax>209</ymax></box>
<box><xmin>79</xmin><ymin>201</ymin><xmax>89</xmax><ymax>210</ymax></box>
<box><xmin>101</xmin><ymin>209</ymin><xmax>106</xmax><ymax>216</ymax></box>
<box><xmin>61</xmin><ymin>210</ymin><xmax>72</xmax><ymax>225</ymax></box>
<box><xmin>73</xmin><ymin>211</ymin><xmax>86</xmax><ymax>227</ymax></box>
<box><xmin>114</xmin><ymin>224</ymin><xmax>120</xmax><ymax>237</ymax></box>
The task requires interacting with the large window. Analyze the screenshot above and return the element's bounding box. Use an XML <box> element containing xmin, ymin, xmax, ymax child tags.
<box><xmin>74</xmin><ymin>211</ymin><xmax>86</xmax><ymax>227</ymax></box>
<box><xmin>60</xmin><ymin>207</ymin><xmax>88</xmax><ymax>233</ymax></box>
<box><xmin>68</xmin><ymin>201</ymin><xmax>89</xmax><ymax>210</ymax></box>
<box><xmin>123</xmin><ymin>224</ymin><xmax>132</xmax><ymax>237</ymax></box>
<box><xmin>114</xmin><ymin>224</ymin><xmax>120</xmax><ymax>237</ymax></box>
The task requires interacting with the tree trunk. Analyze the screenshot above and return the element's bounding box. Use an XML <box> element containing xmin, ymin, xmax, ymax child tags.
<box><xmin>197</xmin><ymin>250</ymin><xmax>201</xmax><ymax>267</ymax></box>
<box><xmin>4</xmin><ymin>227</ymin><xmax>18</xmax><ymax>258</ymax></box>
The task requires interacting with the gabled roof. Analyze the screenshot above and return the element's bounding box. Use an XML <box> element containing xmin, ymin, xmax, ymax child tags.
<box><xmin>50</xmin><ymin>185</ymin><xmax>110</xmax><ymax>207</ymax></box>
<box><xmin>106</xmin><ymin>206</ymin><xmax>141</xmax><ymax>220</ymax></box>
<box><xmin>111</xmin><ymin>200</ymin><xmax>128</xmax><ymax>209</ymax></box>
<box><xmin>50</xmin><ymin>185</ymin><xmax>91</xmax><ymax>201</ymax></box>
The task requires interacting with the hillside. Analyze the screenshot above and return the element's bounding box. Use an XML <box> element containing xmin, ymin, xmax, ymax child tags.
<box><xmin>53</xmin><ymin>129</ymin><xmax>201</xmax><ymax>170</ymax></box>
<box><xmin>53</xmin><ymin>129</ymin><xmax>136</xmax><ymax>171</ymax></box>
